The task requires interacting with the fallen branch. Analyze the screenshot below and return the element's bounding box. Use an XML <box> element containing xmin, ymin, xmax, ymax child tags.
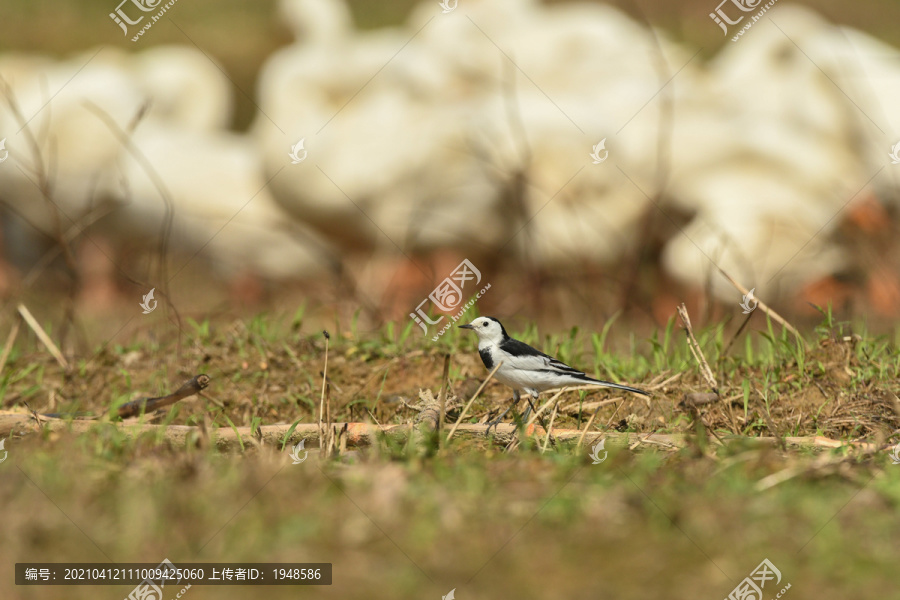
<box><xmin>0</xmin><ymin>413</ymin><xmax>676</xmax><ymax>449</ymax></box>
<box><xmin>0</xmin><ymin>413</ymin><xmax>873</xmax><ymax>454</ymax></box>
<box><xmin>117</xmin><ymin>374</ymin><xmax>210</xmax><ymax>418</ymax></box>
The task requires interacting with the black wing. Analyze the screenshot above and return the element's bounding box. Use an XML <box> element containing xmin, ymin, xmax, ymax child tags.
<box><xmin>499</xmin><ymin>337</ymin><xmax>584</xmax><ymax>376</ymax></box>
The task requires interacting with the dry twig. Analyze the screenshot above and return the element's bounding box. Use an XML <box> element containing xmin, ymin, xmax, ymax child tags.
<box><xmin>447</xmin><ymin>361</ymin><xmax>502</xmax><ymax>441</ymax></box>
<box><xmin>17</xmin><ymin>304</ymin><xmax>69</xmax><ymax>370</ymax></box>
<box><xmin>715</xmin><ymin>265</ymin><xmax>805</xmax><ymax>344</ymax></box>
<box><xmin>437</xmin><ymin>354</ymin><xmax>450</xmax><ymax>434</ymax></box>
<box><xmin>676</xmin><ymin>303</ymin><xmax>717</xmax><ymax>393</ymax></box>
<box><xmin>540</xmin><ymin>401</ymin><xmax>560</xmax><ymax>454</ymax></box>
<box><xmin>0</xmin><ymin>321</ymin><xmax>20</xmax><ymax>379</ymax></box>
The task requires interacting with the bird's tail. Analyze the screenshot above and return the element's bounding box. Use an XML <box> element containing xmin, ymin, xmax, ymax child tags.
<box><xmin>578</xmin><ymin>374</ymin><xmax>650</xmax><ymax>396</ymax></box>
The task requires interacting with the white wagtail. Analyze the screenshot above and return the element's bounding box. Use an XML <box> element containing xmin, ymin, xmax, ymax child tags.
<box><xmin>460</xmin><ymin>316</ymin><xmax>649</xmax><ymax>428</ymax></box>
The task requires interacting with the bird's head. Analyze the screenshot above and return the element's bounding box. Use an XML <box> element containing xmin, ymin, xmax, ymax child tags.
<box><xmin>459</xmin><ymin>316</ymin><xmax>506</xmax><ymax>343</ymax></box>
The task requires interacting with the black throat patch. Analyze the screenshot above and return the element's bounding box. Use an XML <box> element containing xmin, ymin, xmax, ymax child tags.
<box><xmin>478</xmin><ymin>347</ymin><xmax>494</xmax><ymax>370</ymax></box>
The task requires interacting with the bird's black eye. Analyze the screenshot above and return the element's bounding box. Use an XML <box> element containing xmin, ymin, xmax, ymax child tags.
<box><xmin>482</xmin><ymin>322</ymin><xmax>488</xmax><ymax>327</ymax></box>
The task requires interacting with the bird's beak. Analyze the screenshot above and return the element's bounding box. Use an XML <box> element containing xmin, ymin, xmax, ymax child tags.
<box><xmin>458</xmin><ymin>323</ymin><xmax>474</xmax><ymax>330</ymax></box>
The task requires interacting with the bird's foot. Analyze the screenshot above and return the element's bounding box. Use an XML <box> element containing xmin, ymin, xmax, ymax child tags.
<box><xmin>485</xmin><ymin>404</ymin><xmax>517</xmax><ymax>436</ymax></box>
<box><xmin>484</xmin><ymin>414</ymin><xmax>508</xmax><ymax>437</ymax></box>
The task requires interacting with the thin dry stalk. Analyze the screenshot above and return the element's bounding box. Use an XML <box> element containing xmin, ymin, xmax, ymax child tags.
<box><xmin>0</xmin><ymin>78</ymin><xmax>78</xmax><ymax>276</ymax></box>
<box><xmin>447</xmin><ymin>361</ymin><xmax>503</xmax><ymax>441</ymax></box>
<box><xmin>576</xmin><ymin>409</ymin><xmax>601</xmax><ymax>450</ymax></box>
<box><xmin>722</xmin><ymin>311</ymin><xmax>754</xmax><ymax>356</ymax></box>
<box><xmin>0</xmin><ymin>321</ymin><xmax>20</xmax><ymax>379</ymax></box>
<box><xmin>23</xmin><ymin>401</ymin><xmax>43</xmax><ymax>432</ymax></box>
<box><xmin>323</xmin><ymin>382</ymin><xmax>334</xmax><ymax>456</ymax></box>
<box><xmin>17</xmin><ymin>304</ymin><xmax>68</xmax><ymax>370</ymax></box>
<box><xmin>318</xmin><ymin>330</ymin><xmax>330</xmax><ymax>450</ymax></box>
<box><xmin>20</xmin><ymin>204</ymin><xmax>115</xmax><ymax>290</ymax></box>
<box><xmin>526</xmin><ymin>388</ymin><xmax>568</xmax><ymax>428</ymax></box>
<box><xmin>648</xmin><ymin>371</ymin><xmax>682</xmax><ymax>391</ymax></box>
<box><xmin>716</xmin><ymin>265</ymin><xmax>805</xmax><ymax>344</ymax></box>
<box><xmin>540</xmin><ymin>401</ymin><xmax>560</xmax><ymax>454</ymax></box>
<box><xmin>676</xmin><ymin>303</ymin><xmax>717</xmax><ymax>393</ymax></box>
<box><xmin>84</xmin><ymin>101</ymin><xmax>184</xmax><ymax>357</ymax></box>
<box><xmin>437</xmin><ymin>354</ymin><xmax>450</xmax><ymax>434</ymax></box>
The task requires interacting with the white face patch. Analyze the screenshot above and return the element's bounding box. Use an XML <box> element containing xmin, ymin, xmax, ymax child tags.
<box><xmin>469</xmin><ymin>317</ymin><xmax>504</xmax><ymax>344</ymax></box>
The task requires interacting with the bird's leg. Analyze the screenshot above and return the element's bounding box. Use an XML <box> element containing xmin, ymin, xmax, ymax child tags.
<box><xmin>486</xmin><ymin>391</ymin><xmax>521</xmax><ymax>436</ymax></box>
<box><xmin>521</xmin><ymin>401</ymin><xmax>533</xmax><ymax>422</ymax></box>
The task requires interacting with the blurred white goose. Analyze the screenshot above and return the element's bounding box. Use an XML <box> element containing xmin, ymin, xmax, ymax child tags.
<box><xmin>255</xmin><ymin>0</ymin><xmax>501</xmax><ymax>256</ymax></box>
<box><xmin>451</xmin><ymin>1</ymin><xmax>704</xmax><ymax>267</ymax></box>
<box><xmin>0</xmin><ymin>44</ymin><xmax>234</xmax><ymax>233</ymax></box>
<box><xmin>662</xmin><ymin>6</ymin><xmax>871</xmax><ymax>299</ymax></box>
<box><xmin>800</xmin><ymin>25</ymin><xmax>900</xmax><ymax>203</ymax></box>
<box><xmin>133</xmin><ymin>45</ymin><xmax>234</xmax><ymax>132</ymax></box>
<box><xmin>113</xmin><ymin>125</ymin><xmax>337</xmax><ymax>281</ymax></box>
<box><xmin>0</xmin><ymin>44</ymin><xmax>329</xmax><ymax>283</ymax></box>
<box><xmin>0</xmin><ymin>47</ymin><xmax>142</xmax><ymax>237</ymax></box>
